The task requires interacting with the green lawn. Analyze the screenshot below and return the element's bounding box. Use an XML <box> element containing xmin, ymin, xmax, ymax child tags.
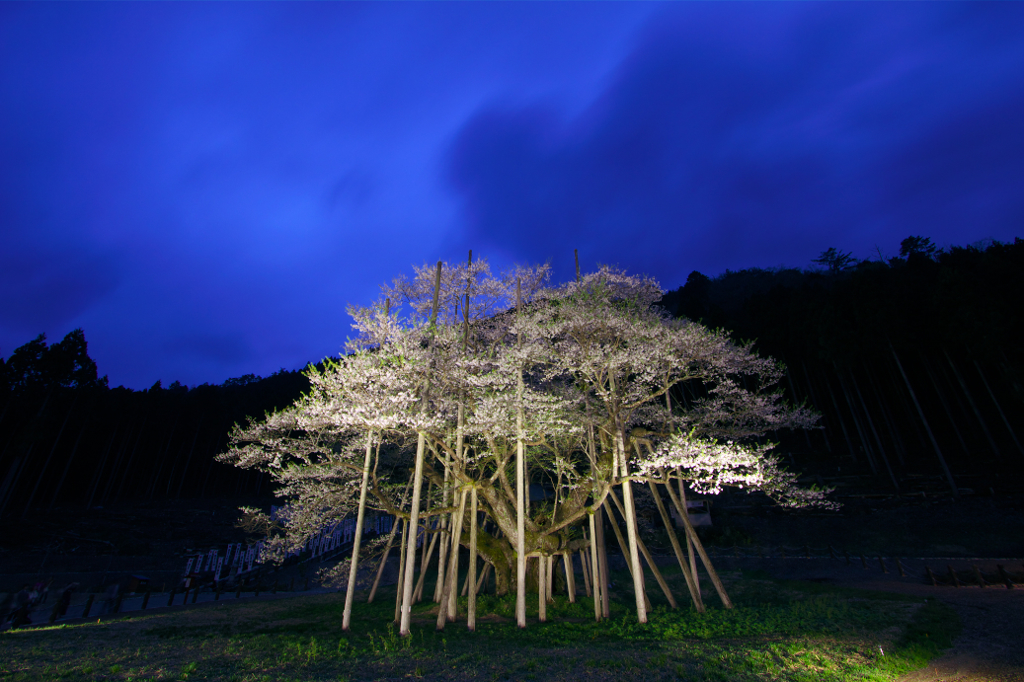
<box><xmin>0</xmin><ymin>568</ymin><xmax>958</xmax><ymax>681</ymax></box>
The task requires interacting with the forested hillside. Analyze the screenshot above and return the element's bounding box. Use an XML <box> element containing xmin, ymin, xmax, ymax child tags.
<box><xmin>662</xmin><ymin>236</ymin><xmax>1024</xmax><ymax>496</ymax></box>
<box><xmin>1</xmin><ymin>236</ymin><xmax>1021</xmax><ymax>520</ymax></box>
<box><xmin>0</xmin><ymin>334</ymin><xmax>310</xmax><ymax>517</ymax></box>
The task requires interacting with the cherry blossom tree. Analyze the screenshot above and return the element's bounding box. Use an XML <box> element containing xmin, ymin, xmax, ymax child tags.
<box><xmin>218</xmin><ymin>256</ymin><xmax>834</xmax><ymax>633</ymax></box>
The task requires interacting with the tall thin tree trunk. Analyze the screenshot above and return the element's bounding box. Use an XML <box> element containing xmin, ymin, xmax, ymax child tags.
<box><xmin>864</xmin><ymin>363</ymin><xmax>907</xmax><ymax>467</ymax></box>
<box><xmin>86</xmin><ymin>426</ymin><xmax>119</xmax><ymax>509</ymax></box>
<box><xmin>823</xmin><ymin>373</ymin><xmax>858</xmax><ymax>463</ymax></box>
<box><xmin>849</xmin><ymin>367</ymin><xmax>899</xmax><ymax>490</ymax></box>
<box><xmin>48</xmin><ymin>424</ymin><xmax>86</xmax><ymax>509</ymax></box>
<box><xmin>784</xmin><ymin>364</ymin><xmax>814</xmax><ymax>451</ymax></box>
<box><xmin>343</xmin><ymin>430</ymin><xmax>375</xmax><ymax>631</ymax></box>
<box><xmin>0</xmin><ymin>448</ymin><xmax>30</xmax><ymax>517</ymax></box>
<box><xmin>973</xmin><ymin>357</ymin><xmax>1024</xmax><ymax>457</ymax></box>
<box><xmin>800</xmin><ymin>362</ymin><xmax>832</xmax><ymax>453</ymax></box>
<box><xmin>945</xmin><ymin>351</ymin><xmax>999</xmax><ymax>458</ymax></box>
<box><xmin>174</xmin><ymin>418</ymin><xmax>204</xmax><ymax>498</ymax></box>
<box><xmin>22</xmin><ymin>396</ymin><xmax>78</xmax><ymax>517</ymax></box>
<box><xmin>923</xmin><ymin>356</ymin><xmax>970</xmax><ymax>456</ymax></box>
<box><xmin>835</xmin><ymin>366</ymin><xmax>878</xmax><ymax>475</ymax></box>
<box><xmin>891</xmin><ymin>346</ymin><xmax>958</xmax><ymax>497</ymax></box>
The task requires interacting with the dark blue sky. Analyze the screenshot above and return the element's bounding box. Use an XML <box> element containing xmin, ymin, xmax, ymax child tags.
<box><xmin>2</xmin><ymin>3</ymin><xmax>1022</xmax><ymax>390</ymax></box>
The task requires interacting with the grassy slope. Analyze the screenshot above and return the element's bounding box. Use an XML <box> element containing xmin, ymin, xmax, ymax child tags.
<box><xmin>0</xmin><ymin>567</ymin><xmax>958</xmax><ymax>682</ymax></box>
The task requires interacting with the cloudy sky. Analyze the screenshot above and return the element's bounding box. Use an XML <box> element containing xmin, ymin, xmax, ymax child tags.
<box><xmin>2</xmin><ymin>2</ymin><xmax>1022</xmax><ymax>389</ymax></box>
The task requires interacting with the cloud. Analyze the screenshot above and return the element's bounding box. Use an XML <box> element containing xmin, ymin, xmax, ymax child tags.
<box><xmin>444</xmin><ymin>3</ymin><xmax>1024</xmax><ymax>285</ymax></box>
<box><xmin>0</xmin><ymin>244</ymin><xmax>121</xmax><ymax>339</ymax></box>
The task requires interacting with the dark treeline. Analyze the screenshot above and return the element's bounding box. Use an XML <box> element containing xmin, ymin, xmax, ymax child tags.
<box><xmin>662</xmin><ymin>236</ymin><xmax>1024</xmax><ymax>496</ymax></box>
<box><xmin>2</xmin><ymin>236</ymin><xmax>1021</xmax><ymax>519</ymax></box>
<box><xmin>0</xmin><ymin>330</ymin><xmax>309</xmax><ymax>518</ymax></box>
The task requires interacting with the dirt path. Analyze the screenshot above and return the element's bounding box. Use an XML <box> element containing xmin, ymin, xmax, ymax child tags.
<box><xmin>836</xmin><ymin>580</ymin><xmax>1024</xmax><ymax>682</ymax></box>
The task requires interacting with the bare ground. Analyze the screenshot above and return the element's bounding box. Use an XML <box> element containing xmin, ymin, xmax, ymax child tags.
<box><xmin>835</xmin><ymin>580</ymin><xmax>1024</xmax><ymax>682</ymax></box>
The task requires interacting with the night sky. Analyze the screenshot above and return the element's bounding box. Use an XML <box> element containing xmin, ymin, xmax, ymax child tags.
<box><xmin>2</xmin><ymin>3</ymin><xmax>1022</xmax><ymax>390</ymax></box>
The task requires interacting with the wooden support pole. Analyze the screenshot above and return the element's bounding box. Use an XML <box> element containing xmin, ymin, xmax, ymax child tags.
<box><xmin>395</xmin><ymin>519</ymin><xmax>408</xmax><ymax>623</ymax></box>
<box><xmin>436</xmin><ymin>486</ymin><xmax>467</xmax><ymax>629</ymax></box>
<box><xmin>585</xmin><ymin>544</ymin><xmax>593</xmax><ymax>598</ymax></box>
<box><xmin>588</xmin><ymin>512</ymin><xmax>601</xmax><ymax>620</ymax></box>
<box><xmin>343</xmin><ymin>430</ymin><xmax>376</xmax><ymax>631</ymax></box>
<box><xmin>664</xmin><ymin>481</ymin><xmax>733</xmax><ymax>609</ymax></box>
<box><xmin>947</xmin><ymin>565</ymin><xmax>961</xmax><ymax>588</ymax></box>
<box><xmin>563</xmin><ymin>552</ymin><xmax>576</xmax><ymax>603</ymax></box>
<box><xmin>468</xmin><ymin>486</ymin><xmax>479</xmax><ymax>631</ymax></box>
<box><xmin>648</xmin><ymin>476</ymin><xmax>703</xmax><ymax>612</ymax></box>
<box><xmin>413</xmin><ymin>529</ymin><xmax>440</xmax><ymax>603</ymax></box>
<box><xmin>607</xmin><ymin>487</ymin><xmax>677</xmax><ymax>608</ymax></box>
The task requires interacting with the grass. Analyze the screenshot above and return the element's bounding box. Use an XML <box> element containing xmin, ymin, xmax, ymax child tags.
<box><xmin>0</xmin><ymin>567</ymin><xmax>958</xmax><ymax>681</ymax></box>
